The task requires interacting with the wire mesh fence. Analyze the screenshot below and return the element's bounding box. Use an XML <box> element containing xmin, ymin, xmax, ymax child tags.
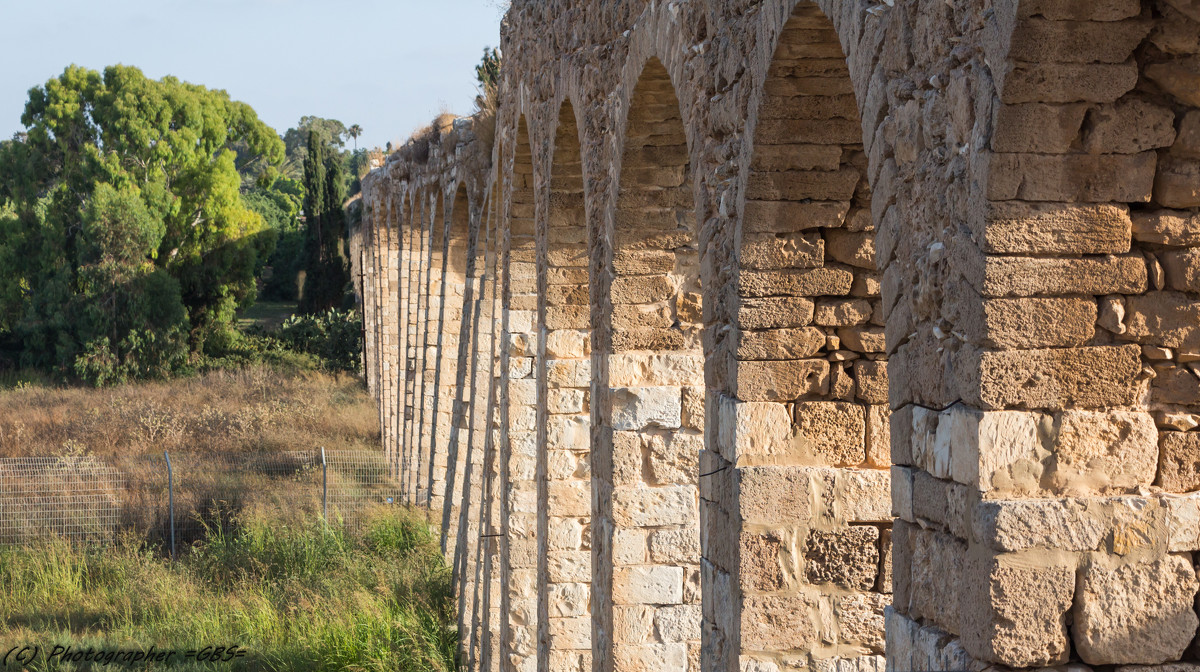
<box><xmin>0</xmin><ymin>450</ymin><xmax>400</xmax><ymax>553</ymax></box>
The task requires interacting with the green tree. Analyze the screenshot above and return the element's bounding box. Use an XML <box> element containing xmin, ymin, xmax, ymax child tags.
<box><xmin>347</xmin><ymin>124</ymin><xmax>362</xmax><ymax>151</ymax></box>
<box><xmin>475</xmin><ymin>47</ymin><xmax>502</xmax><ymax>89</ymax></box>
<box><xmin>298</xmin><ymin>130</ymin><xmax>350</xmax><ymax>314</ymax></box>
<box><xmin>0</xmin><ymin>64</ymin><xmax>284</xmax><ymax>382</ymax></box>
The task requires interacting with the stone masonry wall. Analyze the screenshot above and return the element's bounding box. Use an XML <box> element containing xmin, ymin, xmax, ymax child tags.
<box><xmin>355</xmin><ymin>0</ymin><xmax>1200</xmax><ymax>670</ymax></box>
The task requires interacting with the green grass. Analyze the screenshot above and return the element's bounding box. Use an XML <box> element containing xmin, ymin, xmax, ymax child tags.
<box><xmin>236</xmin><ymin>302</ymin><xmax>298</xmax><ymax>331</ymax></box>
<box><xmin>0</xmin><ymin>507</ymin><xmax>458</xmax><ymax>671</ymax></box>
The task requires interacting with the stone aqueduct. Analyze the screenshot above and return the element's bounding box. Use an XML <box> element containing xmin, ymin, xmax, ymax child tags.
<box><xmin>351</xmin><ymin>0</ymin><xmax>1200</xmax><ymax>669</ymax></box>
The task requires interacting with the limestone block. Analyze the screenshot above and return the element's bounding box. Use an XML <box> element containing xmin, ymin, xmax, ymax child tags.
<box><xmin>977</xmin><ymin>254</ymin><xmax>1147</xmax><ymax>297</ymax></box>
<box><xmin>649</xmin><ymin>527</ymin><xmax>700</xmax><ymax>565</ymax></box>
<box><xmin>738</xmin><ymin>268</ymin><xmax>854</xmax><ymax>298</ymax></box>
<box><xmin>548</xmin><ymin>389</ymin><xmax>586</xmax><ymax>414</ymax></box>
<box><xmin>611</xmin><ymin>387</ymin><xmax>682</xmax><ymax>431</ymax></box>
<box><xmin>1083</xmin><ymin>99</ymin><xmax>1177</xmax><ymax>154</ymax></box>
<box><xmin>680</xmin><ymin>386</ymin><xmax>704</xmax><ymax>432</ymax></box>
<box><xmin>825</xmin><ymin>230</ymin><xmax>876</xmax><ymax>269</ymax></box>
<box><xmin>976</xmin><ymin>345</ymin><xmax>1142</xmax><ymax>410</ymax></box>
<box><xmin>865</xmin><ymin>404</ymin><xmax>891</xmax><ymax>468</ymax></box>
<box><xmin>654</xmin><ymin>604</ymin><xmax>701</xmax><ymax>643</ymax></box>
<box><xmin>738</xmin><ymin>531</ymin><xmax>788</xmax><ymax>592</ymax></box>
<box><xmin>612</xmin><ymin>566</ymin><xmax>684</xmax><ymax>606</ymax></box>
<box><xmin>1132</xmin><ymin>209</ymin><xmax>1200</xmax><ymax>246</ymax></box>
<box><xmin>547</xmin><ymin>583</ymin><xmax>590</xmax><ymax>618</ymax></box>
<box><xmin>1163</xmin><ymin>248</ymin><xmax>1200</xmax><ymax>293</ymax></box>
<box><xmin>1074</xmin><ymin>555</ymin><xmax>1200</xmax><ymax>664</ymax></box>
<box><xmin>805</xmin><ymin>526</ymin><xmax>879</xmax><ymax>590</ymax></box>
<box><xmin>1146</xmin><ymin>56</ymin><xmax>1200</xmax><ymax>108</ymax></box>
<box><xmin>612</xmin><ymin>485</ymin><xmax>696</xmax><ymax>528</ymax></box>
<box><xmin>909</xmin><ymin>528</ymin><xmax>966</xmax><ymax>631</ymax></box>
<box><xmin>613</xmin><ymin>644</ymin><xmax>688</xmax><ymax>672</ymax></box>
<box><xmin>1016</xmin><ymin>0</ymin><xmax>1141</xmax><ymax>20</ymax></box>
<box><xmin>547</xmin><ymin>550</ymin><xmax>592</xmax><ymax>583</ymax></box>
<box><xmin>546</xmin><ymin>517</ymin><xmax>583</xmax><ymax>551</ymax></box>
<box><xmin>796</xmin><ymin>401</ymin><xmax>866</xmax><ymax>466</ymax></box>
<box><xmin>970</xmin><ymin>297</ymin><xmax>1097</xmax><ymax>349</ymax></box>
<box><xmin>738</xmin><ymin>466</ymin><xmax>811</xmax><ymax>526</ymax></box>
<box><xmin>1053</xmin><ymin>410</ymin><xmax>1158</xmax><ymax>491</ymax></box>
<box><xmin>987</xmin><ymin>151</ymin><xmax>1155</xmax><ymax>202</ymax></box>
<box><xmin>1175</xmin><ymin>111</ymin><xmax>1200</xmax><ymax>159</ymax></box>
<box><xmin>613</xmin><ymin>527</ymin><xmax>647</xmax><ymax>565</ymax></box>
<box><xmin>990</xmin><ymin>103</ymin><xmax>1088</xmax><ymax>153</ymax></box>
<box><xmin>1159</xmin><ymin>432</ymin><xmax>1200</xmax><ymax>493</ymax></box>
<box><xmin>611</xmin><ymin>275</ymin><xmax>675</xmax><ymax>305</ymax></box>
<box><xmin>878</xmin><ymin>527</ymin><xmax>893</xmax><ymax>593</ymax></box>
<box><xmin>614</xmin><ymin>250</ymin><xmax>675</xmax><ymax>275</ymax></box>
<box><xmin>960</xmin><ymin>554</ymin><xmax>1075</xmax><ymax>667</ymax></box>
<box><xmin>738</xmin><ymin>297</ymin><xmax>815</xmax><ymax>329</ymax></box>
<box><xmin>1155</xmin><ymin>156</ymin><xmax>1200</xmax><ymax>208</ymax></box>
<box><xmin>547</xmin><ymin>329</ymin><xmax>589</xmax><ymax>359</ymax></box>
<box><xmin>999</xmin><ymin>61</ymin><xmax>1139</xmax><ymax>104</ymax></box>
<box><xmin>980</xmin><ymin>201</ymin><xmax>1132</xmax><ymax>255</ymax></box>
<box><xmin>734</xmin><ymin>359</ymin><xmax>829</xmax><ymax>402</ymax></box>
<box><xmin>837</xmin><ymin>592</ymin><xmax>887</xmax><ymax>653</ymax></box>
<box><xmin>742</xmin><ymin>200</ymin><xmax>848</xmax><ymax>234</ymax></box>
<box><xmin>746</xmin><ymin>168</ymin><xmax>861</xmax><ymax>201</ymax></box>
<box><xmin>891</xmin><ymin>466</ymin><xmax>914</xmax><ymax>521</ymax></box>
<box><xmin>838</xmin><ymin>326</ymin><xmax>886</xmax><ymax>353</ymax></box>
<box><xmin>718</xmin><ymin>399</ymin><xmax>794</xmax><ymax>462</ymax></box>
<box><xmin>613</xmin><ymin>604</ymin><xmax>654</xmax><ymax>643</ymax></box>
<box><xmin>548</xmin><ymin>360</ymin><xmax>591</xmax><ymax>388</ymax></box>
<box><xmin>853</xmin><ymin>360</ymin><xmax>888</xmax><ymax>404</ymax></box>
<box><xmin>1124</xmin><ymin>292</ymin><xmax>1200</xmax><ymax>349</ymax></box>
<box><xmin>973</xmin><ymin>498</ymin><xmax>1106</xmax><ymax>552</ymax></box>
<box><xmin>813</xmin><ymin>298</ymin><xmax>873</xmax><ymax>326</ymax></box>
<box><xmin>609</xmin><ymin>353</ymin><xmax>705</xmax><ymax>387</ymax></box>
<box><xmin>547</xmin><ymin>481</ymin><xmax>591</xmax><ymax>517</ymax></box>
<box><xmin>736</xmin><ymin>327</ymin><xmax>825</xmax><ymax>360</ymax></box>
<box><xmin>740</xmin><ymin>594</ymin><xmax>818</xmax><ymax>652</ymax></box>
<box><xmin>649</xmin><ymin>433</ymin><xmax>701</xmax><ymax>486</ymax></box>
<box><xmin>741</xmin><ymin>232</ymin><xmax>824</xmax><ymax>270</ymax></box>
<box><xmin>548</xmin><ymin>415</ymin><xmax>591</xmax><ymax>452</ymax></box>
<box><xmin>836</xmin><ymin>468</ymin><xmax>891</xmax><ymax>523</ymax></box>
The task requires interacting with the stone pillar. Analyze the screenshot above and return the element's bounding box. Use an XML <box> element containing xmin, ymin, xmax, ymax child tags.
<box><xmin>536</xmin><ymin>101</ymin><xmax>593</xmax><ymax>672</ymax></box>
<box><xmin>403</xmin><ymin>199</ymin><xmax>424</xmax><ymax>504</ymax></box>
<box><xmin>596</xmin><ymin>59</ymin><xmax>703</xmax><ymax>672</ymax></box>
<box><xmin>702</xmin><ymin>5</ymin><xmax>889</xmax><ymax>672</ymax></box>
<box><xmin>501</xmin><ymin>119</ymin><xmax>541</xmax><ymax>672</ymax></box>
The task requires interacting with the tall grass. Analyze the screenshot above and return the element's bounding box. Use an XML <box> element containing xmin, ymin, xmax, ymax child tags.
<box><xmin>0</xmin><ymin>507</ymin><xmax>457</xmax><ymax>671</ymax></box>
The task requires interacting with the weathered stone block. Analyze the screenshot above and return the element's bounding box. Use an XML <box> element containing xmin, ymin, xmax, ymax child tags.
<box><xmin>612</xmin><ymin>485</ymin><xmax>696</xmax><ymax>528</ymax></box>
<box><xmin>737</xmin><ymin>297</ymin><xmax>815</xmax><ymax>329</ymax></box>
<box><xmin>976</xmin><ymin>345</ymin><xmax>1142</xmax><ymax>410</ymax></box>
<box><xmin>795</xmin><ymin>401</ymin><xmax>865</xmax><ymax>466</ymax></box>
<box><xmin>806</xmin><ymin>526</ymin><xmax>879</xmax><ymax>590</ymax></box>
<box><xmin>740</xmin><ymin>594</ymin><xmax>817</xmax><ymax>652</ymax></box>
<box><xmin>738</xmin><ymin>466</ymin><xmax>811</xmax><ymax>526</ymax></box>
<box><xmin>979</xmin><ymin>201</ymin><xmax>1132</xmax><ymax>254</ymax></box>
<box><xmin>611</xmin><ymin>387</ymin><xmax>682</xmax><ymax>430</ymax></box>
<box><xmin>1159</xmin><ymin>432</ymin><xmax>1200</xmax><ymax>493</ymax></box>
<box><xmin>735</xmin><ymin>327</ymin><xmax>824</xmax><ymax>360</ymax></box>
<box><xmin>960</xmin><ymin>555</ymin><xmax>1075</xmax><ymax>667</ymax></box>
<box><xmin>612</xmin><ymin>566</ymin><xmax>685</xmax><ymax>606</ymax></box>
<box><xmin>741</xmin><ymin>232</ymin><xmax>824</xmax><ymax>270</ymax></box>
<box><xmin>734</xmin><ymin>359</ymin><xmax>829</xmax><ymax>402</ymax></box>
<box><xmin>1074</xmin><ymin>555</ymin><xmax>1200</xmax><ymax>665</ymax></box>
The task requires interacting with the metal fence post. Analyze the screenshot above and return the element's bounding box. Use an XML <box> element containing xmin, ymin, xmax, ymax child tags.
<box><xmin>164</xmin><ymin>451</ymin><xmax>175</xmax><ymax>561</ymax></box>
<box><xmin>320</xmin><ymin>447</ymin><xmax>328</xmax><ymax>523</ymax></box>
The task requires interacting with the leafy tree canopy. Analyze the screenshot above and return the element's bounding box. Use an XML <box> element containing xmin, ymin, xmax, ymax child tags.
<box><xmin>0</xmin><ymin>64</ymin><xmax>284</xmax><ymax>383</ymax></box>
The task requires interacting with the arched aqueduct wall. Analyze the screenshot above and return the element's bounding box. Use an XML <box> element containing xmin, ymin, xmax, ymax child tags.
<box><xmin>352</xmin><ymin>0</ymin><xmax>1200</xmax><ymax>669</ymax></box>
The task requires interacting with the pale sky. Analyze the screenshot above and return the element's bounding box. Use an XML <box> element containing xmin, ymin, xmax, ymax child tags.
<box><xmin>0</xmin><ymin>0</ymin><xmax>506</xmax><ymax>151</ymax></box>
